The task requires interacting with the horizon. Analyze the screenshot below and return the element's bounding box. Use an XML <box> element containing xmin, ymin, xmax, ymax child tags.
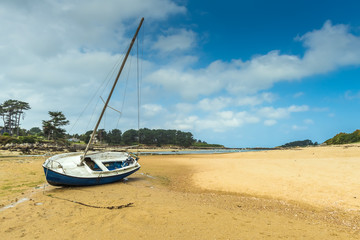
<box><xmin>1</xmin><ymin>0</ymin><xmax>360</xmax><ymax>148</ymax></box>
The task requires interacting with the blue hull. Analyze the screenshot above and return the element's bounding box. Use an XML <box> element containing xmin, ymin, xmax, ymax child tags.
<box><xmin>43</xmin><ymin>166</ymin><xmax>140</xmax><ymax>186</ymax></box>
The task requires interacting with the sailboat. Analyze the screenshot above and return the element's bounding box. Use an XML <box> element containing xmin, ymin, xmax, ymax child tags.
<box><xmin>42</xmin><ymin>18</ymin><xmax>144</xmax><ymax>186</ymax></box>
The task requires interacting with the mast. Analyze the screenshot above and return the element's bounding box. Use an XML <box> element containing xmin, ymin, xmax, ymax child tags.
<box><xmin>81</xmin><ymin>17</ymin><xmax>144</xmax><ymax>162</ymax></box>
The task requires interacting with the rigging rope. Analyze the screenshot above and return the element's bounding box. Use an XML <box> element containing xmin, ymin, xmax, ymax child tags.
<box><xmin>114</xmin><ymin>50</ymin><xmax>133</xmax><ymax>130</ymax></box>
<box><xmin>137</xmin><ymin>33</ymin><xmax>141</xmax><ymax>155</ymax></box>
<box><xmin>68</xmin><ymin>47</ymin><xmax>127</xmax><ymax>135</ymax></box>
<box><xmin>68</xmin><ymin>18</ymin><xmax>144</xmax><ymax>141</ymax></box>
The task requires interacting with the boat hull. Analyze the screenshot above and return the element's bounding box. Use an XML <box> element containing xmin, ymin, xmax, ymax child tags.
<box><xmin>43</xmin><ymin>166</ymin><xmax>140</xmax><ymax>186</ymax></box>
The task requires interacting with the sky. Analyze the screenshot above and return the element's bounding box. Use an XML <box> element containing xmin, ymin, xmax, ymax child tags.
<box><xmin>1</xmin><ymin>0</ymin><xmax>360</xmax><ymax>148</ymax></box>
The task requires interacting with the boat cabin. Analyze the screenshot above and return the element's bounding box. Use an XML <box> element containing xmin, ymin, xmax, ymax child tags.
<box><xmin>84</xmin><ymin>156</ymin><xmax>135</xmax><ymax>172</ymax></box>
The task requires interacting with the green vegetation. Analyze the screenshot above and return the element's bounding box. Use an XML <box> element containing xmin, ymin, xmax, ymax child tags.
<box><xmin>0</xmin><ymin>99</ymin><xmax>220</xmax><ymax>148</ymax></box>
<box><xmin>325</xmin><ymin>129</ymin><xmax>360</xmax><ymax>145</ymax></box>
<box><xmin>0</xmin><ymin>135</ymin><xmax>12</xmax><ymax>145</ymax></box>
<box><xmin>42</xmin><ymin>111</ymin><xmax>69</xmax><ymax>140</ymax></box>
<box><xmin>0</xmin><ymin>180</ymin><xmax>44</xmax><ymax>195</ymax></box>
<box><xmin>122</xmin><ymin>128</ymin><xmax>196</xmax><ymax>147</ymax></box>
<box><xmin>192</xmin><ymin>141</ymin><xmax>224</xmax><ymax>148</ymax></box>
<box><xmin>0</xmin><ymin>135</ymin><xmax>43</xmax><ymax>145</ymax></box>
<box><xmin>280</xmin><ymin>139</ymin><xmax>318</xmax><ymax>148</ymax></box>
<box><xmin>0</xmin><ymin>126</ymin><xmax>219</xmax><ymax>148</ymax></box>
<box><xmin>154</xmin><ymin>175</ymin><xmax>170</xmax><ymax>186</ymax></box>
<box><xmin>0</xmin><ymin>99</ymin><xmax>31</xmax><ymax>136</ymax></box>
<box><xmin>78</xmin><ymin>128</ymin><xmax>221</xmax><ymax>148</ymax></box>
<box><xmin>28</xmin><ymin>127</ymin><xmax>42</xmax><ymax>136</ymax></box>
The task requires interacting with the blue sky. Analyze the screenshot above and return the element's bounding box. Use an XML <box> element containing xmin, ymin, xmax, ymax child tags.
<box><xmin>1</xmin><ymin>0</ymin><xmax>360</xmax><ymax>147</ymax></box>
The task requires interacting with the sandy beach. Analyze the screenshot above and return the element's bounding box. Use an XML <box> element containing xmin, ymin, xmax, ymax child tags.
<box><xmin>0</xmin><ymin>145</ymin><xmax>359</xmax><ymax>239</ymax></box>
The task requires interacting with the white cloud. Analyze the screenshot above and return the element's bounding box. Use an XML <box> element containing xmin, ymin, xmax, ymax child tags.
<box><xmin>175</xmin><ymin>103</ymin><xmax>195</xmax><ymax>113</ymax></box>
<box><xmin>264</xmin><ymin>119</ymin><xmax>277</xmax><ymax>126</ymax></box>
<box><xmin>0</xmin><ymin>0</ymin><xmax>186</xmax><ymax>131</ymax></box>
<box><xmin>152</xmin><ymin>29</ymin><xmax>196</xmax><ymax>53</ymax></box>
<box><xmin>170</xmin><ymin>116</ymin><xmax>199</xmax><ymax>130</ymax></box>
<box><xmin>235</xmin><ymin>92</ymin><xmax>275</xmax><ymax>106</ymax></box>
<box><xmin>312</xmin><ymin>107</ymin><xmax>329</xmax><ymax>112</ymax></box>
<box><xmin>299</xmin><ymin>20</ymin><xmax>360</xmax><ymax>73</ymax></box>
<box><xmin>147</xmin><ymin>21</ymin><xmax>360</xmax><ymax>99</ymax></box>
<box><xmin>146</xmin><ymin>68</ymin><xmax>222</xmax><ymax>99</ymax></box>
<box><xmin>1</xmin><ymin>1</ymin><xmax>357</xmax><ymax>143</ymax></box>
<box><xmin>0</xmin><ymin>0</ymin><xmax>186</xmax><ymax>60</ymax></box>
<box><xmin>142</xmin><ymin>104</ymin><xmax>165</xmax><ymax>117</ymax></box>
<box><xmin>170</xmin><ymin>94</ymin><xmax>275</xmax><ymax>116</ymax></box>
<box><xmin>198</xmin><ymin>97</ymin><xmax>232</xmax><ymax>111</ymax></box>
<box><xmin>142</xmin><ymin>100</ymin><xmax>309</xmax><ymax>133</ymax></box>
<box><xmin>292</xmin><ymin>125</ymin><xmax>308</xmax><ymax>130</ymax></box>
<box><xmin>164</xmin><ymin>109</ymin><xmax>261</xmax><ymax>132</ymax></box>
<box><xmin>160</xmin><ymin>102</ymin><xmax>310</xmax><ymax>132</ymax></box>
<box><xmin>288</xmin><ymin>105</ymin><xmax>309</xmax><ymax>112</ymax></box>
<box><xmin>257</xmin><ymin>107</ymin><xmax>288</xmax><ymax>119</ymax></box>
<box><xmin>304</xmin><ymin>119</ymin><xmax>314</xmax><ymax>124</ymax></box>
<box><xmin>293</xmin><ymin>92</ymin><xmax>304</xmax><ymax>98</ymax></box>
<box><xmin>345</xmin><ymin>90</ymin><xmax>360</xmax><ymax>100</ymax></box>
<box><xmin>257</xmin><ymin>105</ymin><xmax>309</xmax><ymax>119</ymax></box>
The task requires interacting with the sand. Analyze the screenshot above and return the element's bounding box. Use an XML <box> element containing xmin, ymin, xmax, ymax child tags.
<box><xmin>0</xmin><ymin>145</ymin><xmax>359</xmax><ymax>239</ymax></box>
<box><xmin>191</xmin><ymin>145</ymin><xmax>360</xmax><ymax>211</ymax></box>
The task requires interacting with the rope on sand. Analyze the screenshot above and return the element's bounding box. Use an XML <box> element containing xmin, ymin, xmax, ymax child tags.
<box><xmin>46</xmin><ymin>194</ymin><xmax>134</xmax><ymax>209</ymax></box>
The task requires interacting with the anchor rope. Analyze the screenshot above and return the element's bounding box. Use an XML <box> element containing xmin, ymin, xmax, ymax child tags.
<box><xmin>45</xmin><ymin>194</ymin><xmax>133</xmax><ymax>209</ymax></box>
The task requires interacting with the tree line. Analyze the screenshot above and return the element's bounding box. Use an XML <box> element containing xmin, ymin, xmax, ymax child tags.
<box><xmin>285</xmin><ymin>129</ymin><xmax>360</xmax><ymax>146</ymax></box>
<box><xmin>324</xmin><ymin>129</ymin><xmax>360</xmax><ymax>145</ymax></box>
<box><xmin>280</xmin><ymin>139</ymin><xmax>318</xmax><ymax>148</ymax></box>
<box><xmin>0</xmin><ymin>99</ymin><xmax>69</xmax><ymax>140</ymax></box>
<box><xmin>1</xmin><ymin>99</ymin><xmax>217</xmax><ymax>148</ymax></box>
<box><xmin>0</xmin><ymin>99</ymin><xmax>30</xmax><ymax>136</ymax></box>
<box><xmin>78</xmin><ymin>128</ymin><xmax>196</xmax><ymax>147</ymax></box>
<box><xmin>0</xmin><ymin>98</ymin><xmax>70</xmax><ymax>144</ymax></box>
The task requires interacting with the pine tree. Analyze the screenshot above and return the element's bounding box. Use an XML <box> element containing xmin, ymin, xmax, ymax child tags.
<box><xmin>42</xmin><ymin>111</ymin><xmax>69</xmax><ymax>140</ymax></box>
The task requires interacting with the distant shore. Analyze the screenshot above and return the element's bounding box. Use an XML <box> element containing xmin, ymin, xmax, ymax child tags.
<box><xmin>0</xmin><ymin>141</ymin><xmax>279</xmax><ymax>155</ymax></box>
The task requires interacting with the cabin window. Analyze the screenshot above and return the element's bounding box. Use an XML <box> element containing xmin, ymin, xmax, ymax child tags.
<box><xmin>103</xmin><ymin>161</ymin><xmax>123</xmax><ymax>171</ymax></box>
<box><xmin>103</xmin><ymin>158</ymin><xmax>134</xmax><ymax>170</ymax></box>
<box><xmin>84</xmin><ymin>157</ymin><xmax>102</xmax><ymax>171</ymax></box>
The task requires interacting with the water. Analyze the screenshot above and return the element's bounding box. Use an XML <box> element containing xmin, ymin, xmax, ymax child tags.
<box><xmin>0</xmin><ymin>198</ymin><xmax>29</xmax><ymax>212</ymax></box>
<box><xmin>135</xmin><ymin>149</ymin><xmax>256</xmax><ymax>155</ymax></box>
